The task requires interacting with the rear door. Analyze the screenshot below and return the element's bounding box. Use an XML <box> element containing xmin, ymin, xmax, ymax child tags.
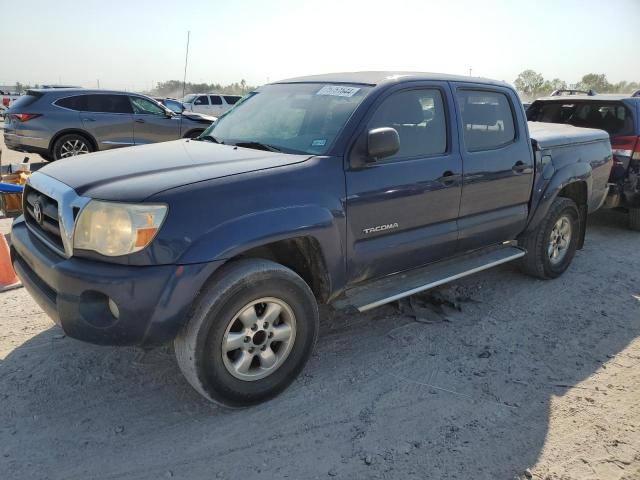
<box><xmin>345</xmin><ymin>82</ymin><xmax>462</xmax><ymax>283</ymax></box>
<box><xmin>130</xmin><ymin>96</ymin><xmax>181</xmax><ymax>144</ymax></box>
<box><xmin>79</xmin><ymin>94</ymin><xmax>134</xmax><ymax>150</ymax></box>
<box><xmin>452</xmin><ymin>84</ymin><xmax>534</xmax><ymax>251</ymax></box>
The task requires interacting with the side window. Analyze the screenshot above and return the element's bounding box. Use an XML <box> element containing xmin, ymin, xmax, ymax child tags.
<box><xmin>55</xmin><ymin>95</ymin><xmax>87</xmax><ymax>111</ymax></box>
<box><xmin>368</xmin><ymin>89</ymin><xmax>447</xmax><ymax>160</ymax></box>
<box><xmin>210</xmin><ymin>95</ymin><xmax>223</xmax><ymax>105</ymax></box>
<box><xmin>457</xmin><ymin>90</ymin><xmax>515</xmax><ymax>151</ymax></box>
<box><xmin>194</xmin><ymin>95</ymin><xmax>209</xmax><ymax>105</ymax></box>
<box><xmin>130</xmin><ymin>97</ymin><xmax>166</xmax><ymax>115</ymax></box>
<box><xmin>85</xmin><ymin>94</ymin><xmax>132</xmax><ymax>114</ymax></box>
<box><xmin>224</xmin><ymin>95</ymin><xmax>241</xmax><ymax>105</ymax></box>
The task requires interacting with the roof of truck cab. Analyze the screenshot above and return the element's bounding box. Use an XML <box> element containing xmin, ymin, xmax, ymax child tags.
<box><xmin>274</xmin><ymin>71</ymin><xmax>511</xmax><ymax>88</ymax></box>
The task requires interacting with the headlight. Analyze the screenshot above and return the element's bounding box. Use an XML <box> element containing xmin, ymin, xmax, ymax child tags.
<box><xmin>74</xmin><ymin>201</ymin><xmax>167</xmax><ymax>256</ymax></box>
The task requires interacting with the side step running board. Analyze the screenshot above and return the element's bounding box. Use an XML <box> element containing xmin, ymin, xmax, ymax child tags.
<box><xmin>332</xmin><ymin>244</ymin><xmax>526</xmax><ymax>312</ymax></box>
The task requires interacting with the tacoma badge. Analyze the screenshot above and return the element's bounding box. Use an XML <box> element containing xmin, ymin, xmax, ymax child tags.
<box><xmin>362</xmin><ymin>223</ymin><xmax>399</xmax><ymax>235</ymax></box>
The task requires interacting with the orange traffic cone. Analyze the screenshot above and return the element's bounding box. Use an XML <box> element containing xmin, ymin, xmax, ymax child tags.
<box><xmin>0</xmin><ymin>234</ymin><xmax>21</xmax><ymax>292</ymax></box>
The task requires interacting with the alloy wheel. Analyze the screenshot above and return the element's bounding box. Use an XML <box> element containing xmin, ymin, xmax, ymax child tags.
<box><xmin>221</xmin><ymin>297</ymin><xmax>297</xmax><ymax>381</ymax></box>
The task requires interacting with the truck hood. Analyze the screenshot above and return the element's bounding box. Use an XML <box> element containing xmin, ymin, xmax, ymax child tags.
<box><xmin>38</xmin><ymin>140</ymin><xmax>311</xmax><ymax>201</ymax></box>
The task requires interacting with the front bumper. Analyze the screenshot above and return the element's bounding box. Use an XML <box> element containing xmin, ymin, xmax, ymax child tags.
<box><xmin>10</xmin><ymin>218</ymin><xmax>224</xmax><ymax>346</ymax></box>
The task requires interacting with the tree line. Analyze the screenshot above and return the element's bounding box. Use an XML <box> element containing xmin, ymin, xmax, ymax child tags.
<box><xmin>148</xmin><ymin>80</ymin><xmax>257</xmax><ymax>99</ymax></box>
<box><xmin>514</xmin><ymin>70</ymin><xmax>639</xmax><ymax>100</ymax></box>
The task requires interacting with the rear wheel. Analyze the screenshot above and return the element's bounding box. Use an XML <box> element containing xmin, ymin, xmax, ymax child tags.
<box><xmin>174</xmin><ymin>259</ymin><xmax>319</xmax><ymax>407</ymax></box>
<box><xmin>519</xmin><ymin>197</ymin><xmax>580</xmax><ymax>279</ymax></box>
<box><xmin>629</xmin><ymin>208</ymin><xmax>640</xmax><ymax>231</ymax></box>
<box><xmin>53</xmin><ymin>134</ymin><xmax>93</xmax><ymax>160</ymax></box>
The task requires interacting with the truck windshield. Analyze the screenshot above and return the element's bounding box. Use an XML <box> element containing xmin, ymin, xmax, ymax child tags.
<box><xmin>201</xmin><ymin>83</ymin><xmax>372</xmax><ymax>154</ymax></box>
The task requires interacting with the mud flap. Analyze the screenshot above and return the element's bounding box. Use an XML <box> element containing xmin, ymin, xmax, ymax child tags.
<box><xmin>577</xmin><ymin>204</ymin><xmax>587</xmax><ymax>250</ymax></box>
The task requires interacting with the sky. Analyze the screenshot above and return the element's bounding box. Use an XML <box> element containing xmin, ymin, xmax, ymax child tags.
<box><xmin>2</xmin><ymin>0</ymin><xmax>639</xmax><ymax>91</ymax></box>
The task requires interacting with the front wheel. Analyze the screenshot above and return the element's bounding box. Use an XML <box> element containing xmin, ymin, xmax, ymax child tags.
<box><xmin>184</xmin><ymin>129</ymin><xmax>204</xmax><ymax>139</ymax></box>
<box><xmin>174</xmin><ymin>259</ymin><xmax>319</xmax><ymax>407</ymax></box>
<box><xmin>519</xmin><ymin>197</ymin><xmax>580</xmax><ymax>279</ymax></box>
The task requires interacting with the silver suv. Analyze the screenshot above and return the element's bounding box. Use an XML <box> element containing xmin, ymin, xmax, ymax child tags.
<box><xmin>3</xmin><ymin>89</ymin><xmax>216</xmax><ymax>160</ymax></box>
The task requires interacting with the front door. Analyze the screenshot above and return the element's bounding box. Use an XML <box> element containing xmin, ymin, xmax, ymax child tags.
<box><xmin>130</xmin><ymin>96</ymin><xmax>181</xmax><ymax>144</ymax></box>
<box><xmin>192</xmin><ymin>95</ymin><xmax>211</xmax><ymax>114</ymax></box>
<box><xmin>452</xmin><ymin>85</ymin><xmax>534</xmax><ymax>251</ymax></box>
<box><xmin>345</xmin><ymin>84</ymin><xmax>462</xmax><ymax>284</ymax></box>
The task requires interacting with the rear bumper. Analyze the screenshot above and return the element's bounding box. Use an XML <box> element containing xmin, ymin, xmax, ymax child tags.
<box><xmin>3</xmin><ymin>131</ymin><xmax>50</xmax><ymax>155</ymax></box>
<box><xmin>10</xmin><ymin>217</ymin><xmax>224</xmax><ymax>346</ymax></box>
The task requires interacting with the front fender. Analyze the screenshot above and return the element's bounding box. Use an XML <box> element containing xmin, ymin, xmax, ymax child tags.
<box><xmin>178</xmin><ymin>204</ymin><xmax>346</xmax><ymax>289</ymax></box>
<box><xmin>525</xmin><ymin>161</ymin><xmax>592</xmax><ymax>234</ymax></box>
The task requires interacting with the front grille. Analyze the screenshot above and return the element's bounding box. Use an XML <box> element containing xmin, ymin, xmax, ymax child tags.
<box><xmin>23</xmin><ymin>184</ymin><xmax>65</xmax><ymax>252</ymax></box>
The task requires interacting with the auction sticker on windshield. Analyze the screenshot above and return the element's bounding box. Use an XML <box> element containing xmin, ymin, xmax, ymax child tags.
<box><xmin>316</xmin><ymin>85</ymin><xmax>361</xmax><ymax>97</ymax></box>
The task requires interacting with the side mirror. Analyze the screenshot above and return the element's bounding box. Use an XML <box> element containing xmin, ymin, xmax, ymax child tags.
<box><xmin>367</xmin><ymin>127</ymin><xmax>400</xmax><ymax>161</ymax></box>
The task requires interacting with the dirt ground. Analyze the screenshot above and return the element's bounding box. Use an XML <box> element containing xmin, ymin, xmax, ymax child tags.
<box><xmin>0</xmin><ymin>141</ymin><xmax>639</xmax><ymax>479</ymax></box>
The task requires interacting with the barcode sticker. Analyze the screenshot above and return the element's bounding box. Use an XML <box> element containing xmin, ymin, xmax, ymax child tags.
<box><xmin>316</xmin><ymin>85</ymin><xmax>361</xmax><ymax>97</ymax></box>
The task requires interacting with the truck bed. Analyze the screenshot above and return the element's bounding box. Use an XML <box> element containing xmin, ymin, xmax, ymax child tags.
<box><xmin>528</xmin><ymin>121</ymin><xmax>610</xmax><ymax>148</ymax></box>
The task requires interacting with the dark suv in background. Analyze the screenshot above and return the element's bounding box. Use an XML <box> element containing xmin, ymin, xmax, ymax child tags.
<box><xmin>528</xmin><ymin>91</ymin><xmax>640</xmax><ymax>229</ymax></box>
<box><xmin>3</xmin><ymin>89</ymin><xmax>216</xmax><ymax>161</ymax></box>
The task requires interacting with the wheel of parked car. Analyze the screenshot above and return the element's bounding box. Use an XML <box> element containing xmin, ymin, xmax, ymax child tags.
<box><xmin>185</xmin><ymin>129</ymin><xmax>204</xmax><ymax>139</ymax></box>
<box><xmin>174</xmin><ymin>258</ymin><xmax>319</xmax><ymax>407</ymax></box>
<box><xmin>52</xmin><ymin>133</ymin><xmax>93</xmax><ymax>160</ymax></box>
<box><xmin>629</xmin><ymin>208</ymin><xmax>640</xmax><ymax>231</ymax></box>
<box><xmin>519</xmin><ymin>197</ymin><xmax>580</xmax><ymax>279</ymax></box>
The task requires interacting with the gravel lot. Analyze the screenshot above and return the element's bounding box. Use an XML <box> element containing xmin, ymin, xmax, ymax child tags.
<box><xmin>0</xmin><ymin>136</ymin><xmax>639</xmax><ymax>479</ymax></box>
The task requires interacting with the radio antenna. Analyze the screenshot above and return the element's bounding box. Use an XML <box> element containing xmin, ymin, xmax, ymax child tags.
<box><xmin>180</xmin><ymin>30</ymin><xmax>190</xmax><ymax>137</ymax></box>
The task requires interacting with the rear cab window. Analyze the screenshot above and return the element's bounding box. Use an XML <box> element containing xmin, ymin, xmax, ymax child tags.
<box><xmin>527</xmin><ymin>101</ymin><xmax>634</xmax><ymax>136</ymax></box>
<box><xmin>457</xmin><ymin>90</ymin><xmax>516</xmax><ymax>151</ymax></box>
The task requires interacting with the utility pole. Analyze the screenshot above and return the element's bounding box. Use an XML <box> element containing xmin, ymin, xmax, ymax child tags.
<box><xmin>182</xmin><ymin>31</ymin><xmax>191</xmax><ymax>99</ymax></box>
<box><xmin>469</xmin><ymin>68</ymin><xmax>473</xmax><ymax>77</ymax></box>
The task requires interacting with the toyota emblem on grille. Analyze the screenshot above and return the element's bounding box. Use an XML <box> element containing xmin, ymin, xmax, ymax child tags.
<box><xmin>33</xmin><ymin>201</ymin><xmax>44</xmax><ymax>224</ymax></box>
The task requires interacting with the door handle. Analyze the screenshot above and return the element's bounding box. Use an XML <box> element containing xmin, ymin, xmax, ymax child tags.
<box><xmin>439</xmin><ymin>171</ymin><xmax>460</xmax><ymax>186</ymax></box>
<box><xmin>512</xmin><ymin>161</ymin><xmax>530</xmax><ymax>174</ymax></box>
<box><xmin>82</xmin><ymin>117</ymin><xmax>95</xmax><ymax>122</ymax></box>
<box><xmin>135</xmin><ymin>119</ymin><xmax>146</xmax><ymax>124</ymax></box>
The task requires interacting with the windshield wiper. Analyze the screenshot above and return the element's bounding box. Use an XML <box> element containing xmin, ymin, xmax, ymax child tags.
<box><xmin>197</xmin><ymin>134</ymin><xmax>222</xmax><ymax>144</ymax></box>
<box><xmin>233</xmin><ymin>141</ymin><xmax>281</xmax><ymax>152</ymax></box>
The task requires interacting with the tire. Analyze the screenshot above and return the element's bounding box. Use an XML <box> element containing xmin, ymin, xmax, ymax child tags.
<box><xmin>185</xmin><ymin>129</ymin><xmax>204</xmax><ymax>139</ymax></box>
<box><xmin>174</xmin><ymin>258</ymin><xmax>319</xmax><ymax>407</ymax></box>
<box><xmin>629</xmin><ymin>208</ymin><xmax>640</xmax><ymax>231</ymax></box>
<box><xmin>52</xmin><ymin>133</ymin><xmax>93</xmax><ymax>160</ymax></box>
<box><xmin>519</xmin><ymin>197</ymin><xmax>580</xmax><ymax>279</ymax></box>
<box><xmin>39</xmin><ymin>152</ymin><xmax>53</xmax><ymax>162</ymax></box>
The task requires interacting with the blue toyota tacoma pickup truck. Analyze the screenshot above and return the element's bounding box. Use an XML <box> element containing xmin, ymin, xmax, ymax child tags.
<box><xmin>10</xmin><ymin>72</ymin><xmax>612</xmax><ymax>407</ymax></box>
